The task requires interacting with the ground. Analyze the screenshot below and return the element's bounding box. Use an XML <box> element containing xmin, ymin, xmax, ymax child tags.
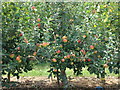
<box><xmin>2</xmin><ymin>76</ymin><xmax>119</xmax><ymax>90</ymax></box>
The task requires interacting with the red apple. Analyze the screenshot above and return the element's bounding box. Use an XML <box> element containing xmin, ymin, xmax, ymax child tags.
<box><xmin>77</xmin><ymin>40</ymin><xmax>81</xmax><ymax>43</ymax></box>
<box><xmin>87</xmin><ymin>59</ymin><xmax>91</xmax><ymax>62</ymax></box>
<box><xmin>61</xmin><ymin>59</ymin><xmax>65</xmax><ymax>62</ymax></box>
<box><xmin>37</xmin><ymin>23</ymin><xmax>41</xmax><ymax>28</ymax></box>
<box><xmin>56</xmin><ymin>50</ymin><xmax>61</xmax><ymax>54</ymax></box>
<box><xmin>64</xmin><ymin>56</ymin><xmax>67</xmax><ymax>59</ymax></box>
<box><xmin>80</xmin><ymin>50</ymin><xmax>86</xmax><ymax>55</ymax></box>
<box><xmin>19</xmin><ymin>33</ymin><xmax>23</xmax><ymax>36</ymax></box>
<box><xmin>16</xmin><ymin>56</ymin><xmax>21</xmax><ymax>61</ymax></box>
<box><xmin>17</xmin><ymin>47</ymin><xmax>20</xmax><ymax>50</ymax></box>
<box><xmin>52</xmin><ymin>58</ymin><xmax>57</xmax><ymax>62</ymax></box>
<box><xmin>67</xmin><ymin>55</ymin><xmax>71</xmax><ymax>58</ymax></box>
<box><xmin>53</xmin><ymin>69</ymin><xmax>57</xmax><ymax>72</ymax></box>
<box><xmin>37</xmin><ymin>18</ymin><xmax>41</xmax><ymax>22</ymax></box>
<box><xmin>33</xmin><ymin>52</ymin><xmax>37</xmax><ymax>56</ymax></box>
<box><xmin>63</xmin><ymin>39</ymin><xmax>67</xmax><ymax>42</ymax></box>
<box><xmin>83</xmin><ymin>35</ymin><xmax>87</xmax><ymax>38</ymax></box>
<box><xmin>31</xmin><ymin>6</ymin><xmax>36</xmax><ymax>9</ymax></box>
<box><xmin>90</xmin><ymin>45</ymin><xmax>94</xmax><ymax>49</ymax></box>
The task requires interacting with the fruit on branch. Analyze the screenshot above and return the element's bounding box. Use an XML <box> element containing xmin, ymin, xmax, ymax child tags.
<box><xmin>31</xmin><ymin>6</ymin><xmax>36</xmax><ymax>9</ymax></box>
<box><xmin>90</xmin><ymin>45</ymin><xmax>95</xmax><ymax>49</ymax></box>
<box><xmin>61</xmin><ymin>59</ymin><xmax>65</xmax><ymax>62</ymax></box>
<box><xmin>37</xmin><ymin>18</ymin><xmax>41</xmax><ymax>22</ymax></box>
<box><xmin>56</xmin><ymin>50</ymin><xmax>61</xmax><ymax>54</ymax></box>
<box><xmin>9</xmin><ymin>54</ymin><xmax>15</xmax><ymax>58</ymax></box>
<box><xmin>33</xmin><ymin>52</ymin><xmax>37</xmax><ymax>56</ymax></box>
<box><xmin>63</xmin><ymin>39</ymin><xmax>67</xmax><ymax>42</ymax></box>
<box><xmin>52</xmin><ymin>58</ymin><xmax>57</xmax><ymax>62</ymax></box>
<box><xmin>62</xmin><ymin>36</ymin><xmax>67</xmax><ymax>39</ymax></box>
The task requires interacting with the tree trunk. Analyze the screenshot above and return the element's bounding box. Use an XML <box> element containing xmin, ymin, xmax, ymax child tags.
<box><xmin>60</xmin><ymin>70</ymin><xmax>68</xmax><ymax>89</ymax></box>
<box><xmin>7</xmin><ymin>72</ymin><xmax>10</xmax><ymax>82</ymax></box>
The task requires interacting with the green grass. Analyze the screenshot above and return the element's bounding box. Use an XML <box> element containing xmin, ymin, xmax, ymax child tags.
<box><xmin>20</xmin><ymin>63</ymin><xmax>119</xmax><ymax>77</ymax></box>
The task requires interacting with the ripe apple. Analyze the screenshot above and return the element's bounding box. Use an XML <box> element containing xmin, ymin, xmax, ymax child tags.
<box><xmin>37</xmin><ymin>23</ymin><xmax>41</xmax><ymax>28</ymax></box>
<box><xmin>90</xmin><ymin>45</ymin><xmax>95</xmax><ymax>49</ymax></box>
<box><xmin>71</xmin><ymin>54</ymin><xmax>75</xmax><ymax>57</ymax></box>
<box><xmin>61</xmin><ymin>59</ymin><xmax>65</xmax><ymax>62</ymax></box>
<box><xmin>19</xmin><ymin>33</ymin><xmax>23</xmax><ymax>36</ymax></box>
<box><xmin>83</xmin><ymin>35</ymin><xmax>87</xmax><ymax>38</ymax></box>
<box><xmin>9</xmin><ymin>54</ymin><xmax>15</xmax><ymax>58</ymax></box>
<box><xmin>16</xmin><ymin>56</ymin><xmax>21</xmax><ymax>61</ymax></box>
<box><xmin>83</xmin><ymin>59</ymin><xmax>86</xmax><ymax>62</ymax></box>
<box><xmin>64</xmin><ymin>56</ymin><xmax>67</xmax><ymax>59</ymax></box>
<box><xmin>25</xmin><ymin>40</ymin><xmax>28</xmax><ymax>43</ymax></box>
<box><xmin>80</xmin><ymin>50</ymin><xmax>86</xmax><ymax>55</ymax></box>
<box><xmin>33</xmin><ymin>52</ymin><xmax>37</xmax><ymax>56</ymax></box>
<box><xmin>52</xmin><ymin>58</ymin><xmax>57</xmax><ymax>62</ymax></box>
<box><xmin>77</xmin><ymin>40</ymin><xmax>81</xmax><ymax>43</ymax></box>
<box><xmin>56</xmin><ymin>50</ymin><xmax>61</xmax><ymax>54</ymax></box>
<box><xmin>87</xmin><ymin>59</ymin><xmax>91</xmax><ymax>62</ymax></box>
<box><xmin>62</xmin><ymin>36</ymin><xmax>67</xmax><ymax>39</ymax></box>
<box><xmin>67</xmin><ymin>55</ymin><xmax>71</xmax><ymax>58</ymax></box>
<box><xmin>37</xmin><ymin>18</ymin><xmax>41</xmax><ymax>22</ymax></box>
<box><xmin>63</xmin><ymin>39</ymin><xmax>67</xmax><ymax>42</ymax></box>
<box><xmin>17</xmin><ymin>47</ymin><xmax>20</xmax><ymax>50</ymax></box>
<box><xmin>31</xmin><ymin>6</ymin><xmax>36</xmax><ymax>9</ymax></box>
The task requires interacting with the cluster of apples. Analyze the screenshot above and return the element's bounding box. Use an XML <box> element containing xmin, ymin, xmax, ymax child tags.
<box><xmin>9</xmin><ymin>53</ymin><xmax>22</xmax><ymax>63</ymax></box>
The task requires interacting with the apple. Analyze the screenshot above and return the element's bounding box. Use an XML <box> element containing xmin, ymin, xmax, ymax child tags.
<box><xmin>56</xmin><ymin>50</ymin><xmax>61</xmax><ymax>54</ymax></box>
<box><xmin>42</xmin><ymin>42</ymin><xmax>49</xmax><ymax>47</ymax></box>
<box><xmin>98</xmin><ymin>55</ymin><xmax>101</xmax><ymax>58</ymax></box>
<box><xmin>67</xmin><ymin>55</ymin><xmax>71</xmax><ymax>58</ymax></box>
<box><xmin>16</xmin><ymin>56</ymin><xmax>21</xmax><ymax>61</ymax></box>
<box><xmin>83</xmin><ymin>59</ymin><xmax>86</xmax><ymax>62</ymax></box>
<box><xmin>33</xmin><ymin>52</ymin><xmax>37</xmax><ymax>56</ymax></box>
<box><xmin>94</xmin><ymin>51</ymin><xmax>97</xmax><ymax>54</ymax></box>
<box><xmin>103</xmin><ymin>64</ymin><xmax>108</xmax><ymax>68</ymax></box>
<box><xmin>9</xmin><ymin>54</ymin><xmax>15</xmax><ymax>58</ymax></box>
<box><xmin>37</xmin><ymin>23</ymin><xmax>41</xmax><ymax>28</ymax></box>
<box><xmin>71</xmin><ymin>62</ymin><xmax>74</xmax><ymax>65</ymax></box>
<box><xmin>52</xmin><ymin>58</ymin><xmax>57</xmax><ymax>62</ymax></box>
<box><xmin>61</xmin><ymin>59</ymin><xmax>65</xmax><ymax>62</ymax></box>
<box><xmin>31</xmin><ymin>6</ymin><xmax>36</xmax><ymax>9</ymax></box>
<box><xmin>62</xmin><ymin>36</ymin><xmax>67</xmax><ymax>39</ymax></box>
<box><xmin>17</xmin><ymin>47</ymin><xmax>20</xmax><ymax>50</ymax></box>
<box><xmin>63</xmin><ymin>39</ymin><xmax>67</xmax><ymax>42</ymax></box>
<box><xmin>36</xmin><ymin>43</ymin><xmax>40</xmax><ymax>47</ymax></box>
<box><xmin>25</xmin><ymin>40</ymin><xmax>28</xmax><ymax>43</ymax></box>
<box><xmin>90</xmin><ymin>45</ymin><xmax>94</xmax><ymax>49</ymax></box>
<box><xmin>80</xmin><ymin>50</ymin><xmax>86</xmax><ymax>55</ymax></box>
<box><xmin>53</xmin><ymin>69</ymin><xmax>57</xmax><ymax>72</ymax></box>
<box><xmin>19</xmin><ymin>33</ymin><xmax>23</xmax><ymax>36</ymax></box>
<box><xmin>83</xmin><ymin>35</ymin><xmax>87</xmax><ymax>38</ymax></box>
<box><xmin>77</xmin><ymin>40</ymin><xmax>81</xmax><ymax>43</ymax></box>
<box><xmin>37</xmin><ymin>18</ymin><xmax>41</xmax><ymax>22</ymax></box>
<box><xmin>87</xmin><ymin>59</ymin><xmax>91</xmax><ymax>62</ymax></box>
<box><xmin>64</xmin><ymin>56</ymin><xmax>67</xmax><ymax>59</ymax></box>
<box><xmin>71</xmin><ymin>54</ymin><xmax>75</xmax><ymax>57</ymax></box>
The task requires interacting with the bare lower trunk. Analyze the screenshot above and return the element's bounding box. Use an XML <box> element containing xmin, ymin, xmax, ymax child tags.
<box><xmin>8</xmin><ymin>72</ymin><xmax>10</xmax><ymax>82</ymax></box>
<box><xmin>60</xmin><ymin>70</ymin><xmax>68</xmax><ymax>89</ymax></box>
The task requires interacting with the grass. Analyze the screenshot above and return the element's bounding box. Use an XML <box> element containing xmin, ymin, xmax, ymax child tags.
<box><xmin>20</xmin><ymin>63</ymin><xmax>119</xmax><ymax>77</ymax></box>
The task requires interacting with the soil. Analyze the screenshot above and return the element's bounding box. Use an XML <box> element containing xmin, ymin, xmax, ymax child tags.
<box><xmin>2</xmin><ymin>76</ymin><xmax>120</xmax><ymax>90</ymax></box>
